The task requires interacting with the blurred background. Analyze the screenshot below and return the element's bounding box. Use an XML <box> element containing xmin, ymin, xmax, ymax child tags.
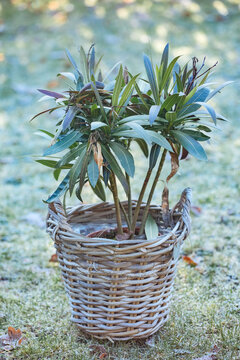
<box><xmin>0</xmin><ymin>2</ymin><xmax>240</xmax><ymax>358</ymax></box>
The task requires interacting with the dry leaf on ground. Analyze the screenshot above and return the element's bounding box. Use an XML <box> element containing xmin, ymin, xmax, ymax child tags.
<box><xmin>49</xmin><ymin>253</ymin><xmax>58</xmax><ymax>262</ymax></box>
<box><xmin>182</xmin><ymin>255</ymin><xmax>198</xmax><ymax>267</ymax></box>
<box><xmin>191</xmin><ymin>205</ymin><xmax>202</xmax><ymax>216</ymax></box>
<box><xmin>0</xmin><ymin>327</ymin><xmax>25</xmax><ymax>352</ymax></box>
<box><xmin>89</xmin><ymin>344</ymin><xmax>108</xmax><ymax>359</ymax></box>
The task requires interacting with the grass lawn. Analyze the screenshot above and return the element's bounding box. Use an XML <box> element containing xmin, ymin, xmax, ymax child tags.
<box><xmin>0</xmin><ymin>1</ymin><xmax>240</xmax><ymax>359</ymax></box>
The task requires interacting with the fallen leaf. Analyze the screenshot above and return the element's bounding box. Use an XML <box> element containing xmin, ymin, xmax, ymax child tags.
<box><xmin>191</xmin><ymin>205</ymin><xmax>202</xmax><ymax>216</ymax></box>
<box><xmin>49</xmin><ymin>253</ymin><xmax>58</xmax><ymax>262</ymax></box>
<box><xmin>0</xmin><ymin>326</ymin><xmax>25</xmax><ymax>352</ymax></box>
<box><xmin>182</xmin><ymin>255</ymin><xmax>198</xmax><ymax>267</ymax></box>
<box><xmin>89</xmin><ymin>344</ymin><xmax>108</xmax><ymax>359</ymax></box>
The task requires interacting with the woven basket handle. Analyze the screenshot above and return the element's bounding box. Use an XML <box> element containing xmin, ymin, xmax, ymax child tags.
<box><xmin>171</xmin><ymin>187</ymin><xmax>192</xmax><ymax>234</ymax></box>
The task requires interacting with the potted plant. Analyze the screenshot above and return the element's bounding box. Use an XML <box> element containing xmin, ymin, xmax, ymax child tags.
<box><xmin>33</xmin><ymin>44</ymin><xmax>229</xmax><ymax>341</ymax></box>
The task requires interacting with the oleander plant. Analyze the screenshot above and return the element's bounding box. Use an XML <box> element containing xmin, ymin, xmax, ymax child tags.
<box><xmin>33</xmin><ymin>44</ymin><xmax>230</xmax><ymax>239</ymax></box>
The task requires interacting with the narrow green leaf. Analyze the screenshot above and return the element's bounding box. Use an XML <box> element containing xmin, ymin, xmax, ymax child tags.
<box><xmin>194</xmin><ymin>102</ymin><xmax>216</xmax><ymax>124</ymax></box>
<box><xmin>143</xmin><ymin>53</ymin><xmax>159</xmax><ymax>104</ymax></box>
<box><xmin>206</xmin><ymin>81</ymin><xmax>233</xmax><ymax>102</ymax></box>
<box><xmin>87</xmin><ymin>154</ymin><xmax>99</xmax><ymax>188</ymax></box>
<box><xmin>145</xmin><ymin>214</ymin><xmax>159</xmax><ymax>240</ymax></box>
<box><xmin>127</xmin><ymin>122</ymin><xmax>151</xmax><ymax>145</ymax></box>
<box><xmin>53</xmin><ymin>168</ymin><xmax>61</xmax><ymax>180</ymax></box>
<box><xmin>43</xmin><ymin>131</ymin><xmax>80</xmax><ymax>156</ymax></box>
<box><xmin>36</xmin><ymin>159</ymin><xmax>71</xmax><ymax>169</ymax></box>
<box><xmin>161</xmin><ymin>93</ymin><xmax>179</xmax><ymax>112</ymax></box>
<box><xmin>149</xmin><ymin>144</ymin><xmax>161</xmax><ymax>170</ymax></box>
<box><xmin>160</xmin><ymin>56</ymin><xmax>181</xmax><ymax>94</ymax></box>
<box><xmin>149</xmin><ymin>105</ymin><xmax>161</xmax><ymax>125</ymax></box>
<box><xmin>57</xmin><ymin>143</ymin><xmax>85</xmax><ymax>168</ymax></box>
<box><xmin>45</xmin><ymin>173</ymin><xmax>70</xmax><ymax>203</ymax></box>
<box><xmin>57</xmin><ymin>72</ymin><xmax>76</xmax><ymax>82</ymax></box>
<box><xmin>90</xmin><ymin>121</ymin><xmax>108</xmax><ymax>130</ymax></box>
<box><xmin>146</xmin><ymin>130</ymin><xmax>172</xmax><ymax>151</ymax></box>
<box><xmin>135</xmin><ymin>139</ymin><xmax>149</xmax><ymax>157</ymax></box>
<box><xmin>109</xmin><ymin>142</ymin><xmax>135</xmax><ymax>177</ymax></box>
<box><xmin>68</xmin><ymin>145</ymin><xmax>87</xmax><ymax>195</ymax></box>
<box><xmin>65</xmin><ymin>49</ymin><xmax>80</xmax><ymax>74</ymax></box>
<box><xmin>90</xmin><ymin>179</ymin><xmax>106</xmax><ymax>201</ymax></box>
<box><xmin>112</xmin><ymin>65</ymin><xmax>123</xmax><ymax>107</ymax></box>
<box><xmin>101</xmin><ymin>145</ymin><xmax>129</xmax><ymax>195</ymax></box>
<box><xmin>171</xmin><ymin>130</ymin><xmax>207</xmax><ymax>161</ymax></box>
<box><xmin>160</xmin><ymin>43</ymin><xmax>169</xmax><ymax>74</ymax></box>
<box><xmin>62</xmin><ymin>106</ymin><xmax>78</xmax><ymax>131</ymax></box>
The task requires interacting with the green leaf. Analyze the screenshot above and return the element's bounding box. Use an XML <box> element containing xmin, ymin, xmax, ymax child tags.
<box><xmin>117</xmin><ymin>73</ymin><xmax>139</xmax><ymax>110</ymax></box>
<box><xmin>90</xmin><ymin>179</ymin><xmax>106</xmax><ymax>201</ymax></box>
<box><xmin>179</xmin><ymin>88</ymin><xmax>210</xmax><ymax>117</ymax></box>
<box><xmin>68</xmin><ymin>145</ymin><xmax>87</xmax><ymax>195</ymax></box>
<box><xmin>87</xmin><ymin>154</ymin><xmax>99</xmax><ymax>188</ymax></box>
<box><xmin>57</xmin><ymin>143</ymin><xmax>85</xmax><ymax>168</ymax></box>
<box><xmin>62</xmin><ymin>106</ymin><xmax>78</xmax><ymax>131</ymax></box>
<box><xmin>53</xmin><ymin>168</ymin><xmax>61</xmax><ymax>180</ymax></box>
<box><xmin>127</xmin><ymin>122</ymin><xmax>151</xmax><ymax>145</ymax></box>
<box><xmin>43</xmin><ymin>131</ymin><xmax>80</xmax><ymax>156</ymax></box>
<box><xmin>89</xmin><ymin>46</ymin><xmax>95</xmax><ymax>77</ymax></box>
<box><xmin>101</xmin><ymin>145</ymin><xmax>129</xmax><ymax>195</ymax></box>
<box><xmin>145</xmin><ymin>214</ymin><xmax>159</xmax><ymax>240</ymax></box>
<box><xmin>143</xmin><ymin>53</ymin><xmax>159</xmax><ymax>104</ymax></box>
<box><xmin>91</xmin><ymin>82</ymin><xmax>107</xmax><ymax>122</ymax></box>
<box><xmin>182</xmin><ymin>129</ymin><xmax>210</xmax><ymax>141</ymax></box>
<box><xmin>90</xmin><ymin>121</ymin><xmax>108</xmax><ymax>130</ymax></box>
<box><xmin>91</xmin><ymin>179</ymin><xmax>106</xmax><ymax>201</ymax></box>
<box><xmin>146</xmin><ymin>130</ymin><xmax>172</xmax><ymax>151</ymax></box>
<box><xmin>109</xmin><ymin>142</ymin><xmax>135</xmax><ymax>177</ymax></box>
<box><xmin>161</xmin><ymin>94</ymin><xmax>179</xmax><ymax>112</ymax></box>
<box><xmin>36</xmin><ymin>159</ymin><xmax>72</xmax><ymax>169</ymax></box>
<box><xmin>57</xmin><ymin>72</ymin><xmax>76</xmax><ymax>82</ymax></box>
<box><xmin>112</xmin><ymin>65</ymin><xmax>124</xmax><ymax>107</ymax></box>
<box><xmin>160</xmin><ymin>56</ymin><xmax>181</xmax><ymax>94</ymax></box>
<box><xmin>206</xmin><ymin>81</ymin><xmax>233</xmax><ymax>102</ymax></box>
<box><xmin>160</xmin><ymin>43</ymin><xmax>169</xmax><ymax>74</ymax></box>
<box><xmin>118</xmin><ymin>115</ymin><xmax>150</xmax><ymax>125</ymax></box>
<box><xmin>79</xmin><ymin>46</ymin><xmax>89</xmax><ymax>82</ymax></box>
<box><xmin>45</xmin><ymin>173</ymin><xmax>70</xmax><ymax>203</ymax></box>
<box><xmin>194</xmin><ymin>102</ymin><xmax>216</xmax><ymax>124</ymax></box>
<box><xmin>135</xmin><ymin>139</ymin><xmax>149</xmax><ymax>157</ymax></box>
<box><xmin>65</xmin><ymin>49</ymin><xmax>80</xmax><ymax>74</ymax></box>
<box><xmin>149</xmin><ymin>105</ymin><xmax>161</xmax><ymax>125</ymax></box>
<box><xmin>171</xmin><ymin>130</ymin><xmax>207</xmax><ymax>161</ymax></box>
<box><xmin>149</xmin><ymin>144</ymin><xmax>161</xmax><ymax>170</ymax></box>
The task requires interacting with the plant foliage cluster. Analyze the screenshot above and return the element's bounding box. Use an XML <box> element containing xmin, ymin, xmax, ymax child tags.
<box><xmin>33</xmin><ymin>44</ymin><xmax>230</xmax><ymax>238</ymax></box>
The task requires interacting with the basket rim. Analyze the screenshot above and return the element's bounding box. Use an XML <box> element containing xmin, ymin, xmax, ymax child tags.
<box><xmin>47</xmin><ymin>188</ymin><xmax>191</xmax><ymax>250</ymax></box>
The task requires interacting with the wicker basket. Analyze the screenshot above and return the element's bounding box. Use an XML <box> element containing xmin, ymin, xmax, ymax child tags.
<box><xmin>46</xmin><ymin>188</ymin><xmax>191</xmax><ymax>341</ymax></box>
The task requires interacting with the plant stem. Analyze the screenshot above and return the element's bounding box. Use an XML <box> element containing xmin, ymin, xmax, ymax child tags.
<box><xmin>130</xmin><ymin>168</ymin><xmax>152</xmax><ymax>234</ymax></box>
<box><xmin>126</xmin><ymin>173</ymin><xmax>132</xmax><ymax>226</ymax></box>
<box><xmin>119</xmin><ymin>201</ymin><xmax>131</xmax><ymax>230</ymax></box>
<box><xmin>110</xmin><ymin>173</ymin><xmax>123</xmax><ymax>235</ymax></box>
<box><xmin>139</xmin><ymin>149</ymin><xmax>167</xmax><ymax>235</ymax></box>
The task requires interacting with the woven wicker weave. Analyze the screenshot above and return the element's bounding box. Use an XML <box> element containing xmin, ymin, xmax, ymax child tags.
<box><xmin>46</xmin><ymin>188</ymin><xmax>191</xmax><ymax>341</ymax></box>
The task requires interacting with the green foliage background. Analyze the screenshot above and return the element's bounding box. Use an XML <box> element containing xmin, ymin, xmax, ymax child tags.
<box><xmin>0</xmin><ymin>1</ymin><xmax>239</xmax><ymax>359</ymax></box>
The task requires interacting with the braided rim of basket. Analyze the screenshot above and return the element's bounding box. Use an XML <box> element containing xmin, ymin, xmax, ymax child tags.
<box><xmin>46</xmin><ymin>187</ymin><xmax>191</xmax><ymax>255</ymax></box>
